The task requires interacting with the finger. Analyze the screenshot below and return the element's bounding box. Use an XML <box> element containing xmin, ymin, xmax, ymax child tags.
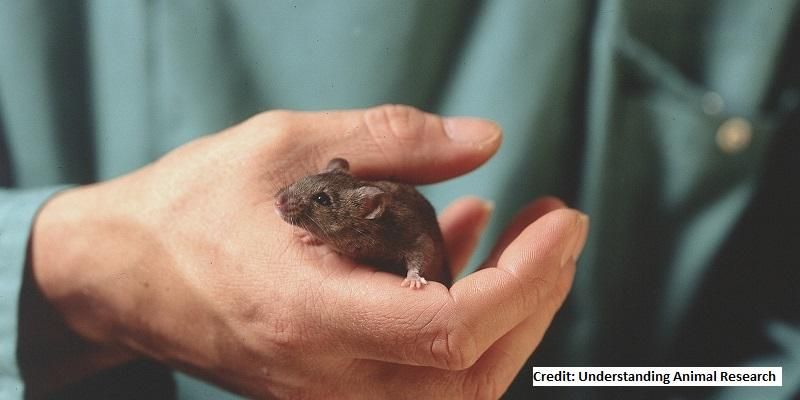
<box><xmin>482</xmin><ymin>196</ymin><xmax>566</xmax><ymax>269</ymax></box>
<box><xmin>311</xmin><ymin>267</ymin><xmax>456</xmax><ymax>366</ymax></box>
<box><xmin>465</xmin><ymin>260</ymin><xmax>578</xmax><ymax>396</ymax></box>
<box><xmin>265</xmin><ymin>104</ymin><xmax>502</xmax><ymax>184</ymax></box>
<box><xmin>446</xmin><ymin>209</ymin><xmax>588</xmax><ymax>368</ymax></box>
<box><xmin>438</xmin><ymin>196</ymin><xmax>493</xmax><ymax>280</ymax></box>
<box><xmin>314</xmin><ymin>208</ymin><xmax>587</xmax><ymax>371</ymax></box>
<box><xmin>353</xmin><ymin>261</ymin><xmax>577</xmax><ymax>400</ymax></box>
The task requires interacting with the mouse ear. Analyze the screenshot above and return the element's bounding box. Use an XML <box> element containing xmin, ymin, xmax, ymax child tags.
<box><xmin>323</xmin><ymin>158</ymin><xmax>350</xmax><ymax>173</ymax></box>
<box><xmin>353</xmin><ymin>186</ymin><xmax>386</xmax><ymax>219</ymax></box>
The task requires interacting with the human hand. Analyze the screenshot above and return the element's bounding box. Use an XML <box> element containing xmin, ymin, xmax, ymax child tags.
<box><xmin>29</xmin><ymin>105</ymin><xmax>588</xmax><ymax>399</ymax></box>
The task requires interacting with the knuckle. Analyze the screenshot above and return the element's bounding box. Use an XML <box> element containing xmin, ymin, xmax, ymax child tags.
<box><xmin>260</xmin><ymin>308</ymin><xmax>306</xmax><ymax>354</ymax></box>
<box><xmin>363</xmin><ymin>104</ymin><xmax>428</xmax><ymax>142</ymax></box>
<box><xmin>243</xmin><ymin>109</ymin><xmax>298</xmax><ymax>145</ymax></box>
<box><xmin>243</xmin><ymin>110</ymin><xmax>321</xmax><ymax>175</ymax></box>
<box><xmin>249</xmin><ymin>109</ymin><xmax>295</xmax><ymax>129</ymax></box>
<box><xmin>499</xmin><ymin>268</ymin><xmax>538</xmax><ymax>316</ymax></box>
<box><xmin>427</xmin><ymin>317</ymin><xmax>479</xmax><ymax>370</ymax></box>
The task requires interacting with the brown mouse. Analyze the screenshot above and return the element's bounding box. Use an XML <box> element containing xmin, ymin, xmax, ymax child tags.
<box><xmin>274</xmin><ymin>158</ymin><xmax>449</xmax><ymax>289</ymax></box>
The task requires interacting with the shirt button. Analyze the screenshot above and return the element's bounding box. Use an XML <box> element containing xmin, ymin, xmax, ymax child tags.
<box><xmin>702</xmin><ymin>91</ymin><xmax>725</xmax><ymax>115</ymax></box>
<box><xmin>716</xmin><ymin>117</ymin><xmax>752</xmax><ymax>154</ymax></box>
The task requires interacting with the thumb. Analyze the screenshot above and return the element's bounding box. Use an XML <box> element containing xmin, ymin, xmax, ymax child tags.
<box><xmin>262</xmin><ymin>104</ymin><xmax>502</xmax><ymax>183</ymax></box>
<box><xmin>447</xmin><ymin>208</ymin><xmax>588</xmax><ymax>368</ymax></box>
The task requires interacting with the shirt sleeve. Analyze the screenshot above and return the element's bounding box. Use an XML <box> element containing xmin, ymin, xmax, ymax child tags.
<box><xmin>711</xmin><ymin>321</ymin><xmax>800</xmax><ymax>400</ymax></box>
<box><xmin>0</xmin><ymin>187</ymin><xmax>68</xmax><ymax>398</ymax></box>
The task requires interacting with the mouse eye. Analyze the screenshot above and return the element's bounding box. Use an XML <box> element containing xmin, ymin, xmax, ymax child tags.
<box><xmin>312</xmin><ymin>192</ymin><xmax>332</xmax><ymax>206</ymax></box>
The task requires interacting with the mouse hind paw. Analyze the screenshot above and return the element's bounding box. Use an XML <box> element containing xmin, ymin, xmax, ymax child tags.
<box><xmin>401</xmin><ymin>268</ymin><xmax>428</xmax><ymax>289</ymax></box>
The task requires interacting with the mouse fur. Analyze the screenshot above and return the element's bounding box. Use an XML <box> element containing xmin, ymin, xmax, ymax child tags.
<box><xmin>274</xmin><ymin>158</ymin><xmax>448</xmax><ymax>288</ymax></box>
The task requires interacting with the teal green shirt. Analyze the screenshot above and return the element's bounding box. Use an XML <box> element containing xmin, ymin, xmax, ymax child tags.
<box><xmin>1</xmin><ymin>1</ymin><xmax>798</xmax><ymax>398</ymax></box>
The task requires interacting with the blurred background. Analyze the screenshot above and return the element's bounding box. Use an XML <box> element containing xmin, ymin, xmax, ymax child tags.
<box><xmin>2</xmin><ymin>1</ymin><xmax>798</xmax><ymax>399</ymax></box>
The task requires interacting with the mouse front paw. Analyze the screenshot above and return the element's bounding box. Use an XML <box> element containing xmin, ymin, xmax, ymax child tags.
<box><xmin>295</xmin><ymin>230</ymin><xmax>323</xmax><ymax>245</ymax></box>
<box><xmin>401</xmin><ymin>268</ymin><xmax>428</xmax><ymax>289</ymax></box>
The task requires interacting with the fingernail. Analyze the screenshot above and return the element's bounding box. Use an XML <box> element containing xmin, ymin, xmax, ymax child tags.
<box><xmin>572</xmin><ymin>213</ymin><xmax>589</xmax><ymax>261</ymax></box>
<box><xmin>482</xmin><ymin>200</ymin><xmax>496</xmax><ymax>214</ymax></box>
<box><xmin>561</xmin><ymin>212</ymin><xmax>589</xmax><ymax>268</ymax></box>
<box><xmin>478</xmin><ymin>200</ymin><xmax>495</xmax><ymax>233</ymax></box>
<box><xmin>443</xmin><ymin>117</ymin><xmax>501</xmax><ymax>145</ymax></box>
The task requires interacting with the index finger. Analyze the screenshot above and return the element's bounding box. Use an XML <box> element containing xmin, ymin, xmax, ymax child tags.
<box><xmin>261</xmin><ymin>104</ymin><xmax>503</xmax><ymax>184</ymax></box>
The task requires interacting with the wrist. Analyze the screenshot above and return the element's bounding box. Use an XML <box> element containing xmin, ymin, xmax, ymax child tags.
<box><xmin>31</xmin><ymin>187</ymin><xmax>88</xmax><ymax>304</ymax></box>
<box><xmin>31</xmin><ymin>185</ymin><xmax>106</xmax><ymax>336</ymax></box>
<box><xmin>23</xmin><ymin>184</ymin><xmax>140</xmax><ymax>393</ymax></box>
<box><xmin>30</xmin><ymin>180</ymin><xmax>152</xmax><ymax>342</ymax></box>
<box><xmin>28</xmin><ymin>174</ymin><xmax>228</xmax><ymax>376</ymax></box>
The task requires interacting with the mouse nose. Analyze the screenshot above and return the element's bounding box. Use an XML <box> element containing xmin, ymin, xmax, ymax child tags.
<box><xmin>275</xmin><ymin>192</ymin><xmax>295</xmax><ymax>214</ymax></box>
<box><xmin>275</xmin><ymin>192</ymin><xmax>288</xmax><ymax>209</ymax></box>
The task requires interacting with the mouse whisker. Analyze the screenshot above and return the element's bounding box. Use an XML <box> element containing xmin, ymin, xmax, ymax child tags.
<box><xmin>306</xmin><ymin>216</ymin><xmax>336</xmax><ymax>245</ymax></box>
<box><xmin>347</xmin><ymin>225</ymin><xmax>371</xmax><ymax>242</ymax></box>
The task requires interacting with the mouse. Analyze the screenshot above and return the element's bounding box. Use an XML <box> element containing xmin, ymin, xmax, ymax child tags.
<box><xmin>274</xmin><ymin>157</ymin><xmax>449</xmax><ymax>289</ymax></box>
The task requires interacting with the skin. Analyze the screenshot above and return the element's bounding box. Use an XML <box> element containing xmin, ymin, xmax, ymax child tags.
<box><xmin>27</xmin><ymin>105</ymin><xmax>589</xmax><ymax>399</ymax></box>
